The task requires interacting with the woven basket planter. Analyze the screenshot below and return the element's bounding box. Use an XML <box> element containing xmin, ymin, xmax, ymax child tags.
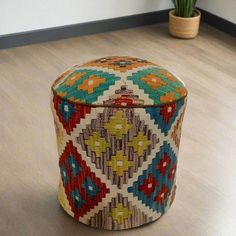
<box><xmin>169</xmin><ymin>9</ymin><xmax>201</xmax><ymax>39</ymax></box>
<box><xmin>51</xmin><ymin>56</ymin><xmax>187</xmax><ymax>230</ymax></box>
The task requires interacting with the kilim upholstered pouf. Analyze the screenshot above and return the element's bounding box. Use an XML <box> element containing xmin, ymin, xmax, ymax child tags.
<box><xmin>51</xmin><ymin>56</ymin><xmax>187</xmax><ymax>230</ymax></box>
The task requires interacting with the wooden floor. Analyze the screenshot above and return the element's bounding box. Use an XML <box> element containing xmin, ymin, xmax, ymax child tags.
<box><xmin>0</xmin><ymin>23</ymin><xmax>236</xmax><ymax>236</ymax></box>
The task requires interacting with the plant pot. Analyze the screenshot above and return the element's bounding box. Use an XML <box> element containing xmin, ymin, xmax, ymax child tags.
<box><xmin>169</xmin><ymin>9</ymin><xmax>201</xmax><ymax>39</ymax></box>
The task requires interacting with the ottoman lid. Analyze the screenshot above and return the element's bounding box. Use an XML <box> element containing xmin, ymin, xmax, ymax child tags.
<box><xmin>52</xmin><ymin>56</ymin><xmax>187</xmax><ymax>107</ymax></box>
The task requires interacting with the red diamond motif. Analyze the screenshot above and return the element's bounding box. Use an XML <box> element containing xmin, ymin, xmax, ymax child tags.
<box><xmin>59</xmin><ymin>140</ymin><xmax>110</xmax><ymax>219</ymax></box>
<box><xmin>154</xmin><ymin>185</ymin><xmax>169</xmax><ymax>204</ymax></box>
<box><xmin>156</xmin><ymin>153</ymin><xmax>171</xmax><ymax>176</ymax></box>
<box><xmin>160</xmin><ymin>103</ymin><xmax>176</xmax><ymax>123</ymax></box>
<box><xmin>53</xmin><ymin>95</ymin><xmax>91</xmax><ymax>134</ymax></box>
<box><xmin>138</xmin><ymin>174</ymin><xmax>158</xmax><ymax>197</ymax></box>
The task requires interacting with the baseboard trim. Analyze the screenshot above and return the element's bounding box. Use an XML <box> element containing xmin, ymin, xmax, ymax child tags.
<box><xmin>0</xmin><ymin>8</ymin><xmax>235</xmax><ymax>49</ymax></box>
<box><xmin>0</xmin><ymin>10</ymin><xmax>169</xmax><ymax>49</ymax></box>
<box><xmin>198</xmin><ymin>8</ymin><xmax>236</xmax><ymax>37</ymax></box>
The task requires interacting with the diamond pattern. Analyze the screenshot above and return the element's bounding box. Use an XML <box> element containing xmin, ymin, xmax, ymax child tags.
<box><xmin>154</xmin><ymin>185</ymin><xmax>169</xmax><ymax>204</ymax></box>
<box><xmin>156</xmin><ymin>153</ymin><xmax>171</xmax><ymax>176</ymax></box>
<box><xmin>127</xmin><ymin>142</ymin><xmax>177</xmax><ymax>214</ymax></box>
<box><xmin>84</xmin><ymin>132</ymin><xmax>109</xmax><ymax>158</ymax></box>
<box><xmin>138</xmin><ymin>174</ymin><xmax>158</xmax><ymax>197</ymax></box>
<box><xmin>146</xmin><ymin>98</ymin><xmax>185</xmax><ymax>135</ymax></box>
<box><xmin>75</xmin><ymin>107</ymin><xmax>160</xmax><ymax>188</ymax></box>
<box><xmin>52</xmin><ymin>94</ymin><xmax>186</xmax><ymax>229</ymax></box>
<box><xmin>127</xmin><ymin>68</ymin><xmax>186</xmax><ymax>105</ymax></box>
<box><xmin>70</xmin><ymin>187</ymin><xmax>86</xmax><ymax>209</ymax></box>
<box><xmin>53</xmin><ymin>95</ymin><xmax>91</xmax><ymax>134</ymax></box>
<box><xmin>67</xmin><ymin>154</ymin><xmax>81</xmax><ymax>177</ymax></box>
<box><xmin>52</xmin><ymin>57</ymin><xmax>187</xmax><ymax>106</ymax></box>
<box><xmin>82</xmin><ymin>176</ymin><xmax>100</xmax><ymax>199</ymax></box>
<box><xmin>107</xmin><ymin>151</ymin><xmax>133</xmax><ymax>177</ymax></box>
<box><xmin>51</xmin><ymin>56</ymin><xmax>187</xmax><ymax>230</ymax></box>
<box><xmin>87</xmin><ymin>194</ymin><xmax>153</xmax><ymax>230</ymax></box>
<box><xmin>59</xmin><ymin>141</ymin><xmax>110</xmax><ymax>219</ymax></box>
<box><xmin>104</xmin><ymin>110</ymin><xmax>132</xmax><ymax>139</ymax></box>
<box><xmin>54</xmin><ymin>69</ymin><xmax>121</xmax><ymax>104</ymax></box>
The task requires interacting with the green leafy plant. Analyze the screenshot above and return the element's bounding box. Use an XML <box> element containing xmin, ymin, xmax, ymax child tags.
<box><xmin>172</xmin><ymin>0</ymin><xmax>197</xmax><ymax>17</ymax></box>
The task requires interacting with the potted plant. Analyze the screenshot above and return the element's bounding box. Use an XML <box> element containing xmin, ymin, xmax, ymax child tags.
<box><xmin>169</xmin><ymin>0</ymin><xmax>201</xmax><ymax>39</ymax></box>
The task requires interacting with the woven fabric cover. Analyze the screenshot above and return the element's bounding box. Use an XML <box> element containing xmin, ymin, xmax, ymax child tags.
<box><xmin>51</xmin><ymin>56</ymin><xmax>187</xmax><ymax>230</ymax></box>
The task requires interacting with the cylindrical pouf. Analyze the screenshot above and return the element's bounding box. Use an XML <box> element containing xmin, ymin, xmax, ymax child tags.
<box><xmin>51</xmin><ymin>56</ymin><xmax>187</xmax><ymax>230</ymax></box>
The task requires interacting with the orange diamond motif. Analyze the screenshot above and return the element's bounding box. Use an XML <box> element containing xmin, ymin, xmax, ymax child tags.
<box><xmin>141</xmin><ymin>74</ymin><xmax>166</xmax><ymax>90</ymax></box>
<box><xmin>64</xmin><ymin>72</ymin><xmax>85</xmax><ymax>86</ymax></box>
<box><xmin>77</xmin><ymin>75</ymin><xmax>105</xmax><ymax>94</ymax></box>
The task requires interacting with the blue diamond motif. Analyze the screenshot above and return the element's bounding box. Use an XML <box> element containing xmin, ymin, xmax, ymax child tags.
<box><xmin>60</xmin><ymin>164</ymin><xmax>70</xmax><ymax>185</ymax></box>
<box><xmin>70</xmin><ymin>187</ymin><xmax>86</xmax><ymax>209</ymax></box>
<box><xmin>59</xmin><ymin>100</ymin><xmax>75</xmax><ymax>122</ymax></box>
<box><xmin>145</xmin><ymin>98</ymin><xmax>185</xmax><ymax>135</ymax></box>
<box><xmin>67</xmin><ymin>154</ymin><xmax>81</xmax><ymax>177</ymax></box>
<box><xmin>127</xmin><ymin>142</ymin><xmax>177</xmax><ymax>214</ymax></box>
<box><xmin>82</xmin><ymin>177</ymin><xmax>100</xmax><ymax>199</ymax></box>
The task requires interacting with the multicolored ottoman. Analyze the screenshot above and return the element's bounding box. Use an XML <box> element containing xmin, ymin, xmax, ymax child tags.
<box><xmin>51</xmin><ymin>56</ymin><xmax>187</xmax><ymax>230</ymax></box>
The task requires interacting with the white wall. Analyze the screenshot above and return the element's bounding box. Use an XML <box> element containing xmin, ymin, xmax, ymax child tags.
<box><xmin>197</xmin><ymin>0</ymin><xmax>236</xmax><ymax>23</ymax></box>
<box><xmin>0</xmin><ymin>0</ymin><xmax>172</xmax><ymax>35</ymax></box>
<box><xmin>1</xmin><ymin>0</ymin><xmax>234</xmax><ymax>36</ymax></box>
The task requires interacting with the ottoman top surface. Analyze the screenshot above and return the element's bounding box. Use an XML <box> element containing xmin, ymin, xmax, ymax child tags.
<box><xmin>52</xmin><ymin>56</ymin><xmax>187</xmax><ymax>107</ymax></box>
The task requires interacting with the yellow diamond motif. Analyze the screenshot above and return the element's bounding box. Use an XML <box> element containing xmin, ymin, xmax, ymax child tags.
<box><xmin>110</xmin><ymin>203</ymin><xmax>132</xmax><ymax>224</ymax></box>
<box><xmin>107</xmin><ymin>151</ymin><xmax>133</xmax><ymax>176</ymax></box>
<box><xmin>104</xmin><ymin>111</ymin><xmax>132</xmax><ymax>139</ymax></box>
<box><xmin>85</xmin><ymin>132</ymin><xmax>109</xmax><ymax>157</ymax></box>
<box><xmin>128</xmin><ymin>131</ymin><xmax>151</xmax><ymax>156</ymax></box>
